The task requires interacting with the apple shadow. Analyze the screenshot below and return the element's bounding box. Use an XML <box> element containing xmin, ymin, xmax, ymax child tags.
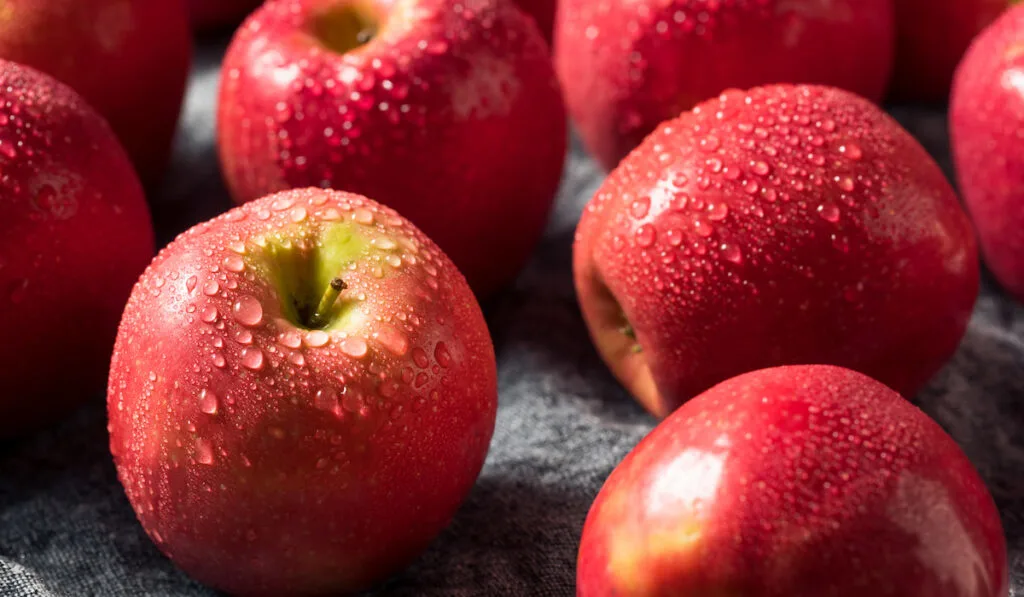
<box><xmin>915</xmin><ymin>282</ymin><xmax>1024</xmax><ymax>550</ymax></box>
<box><xmin>373</xmin><ymin>475</ymin><xmax>590</xmax><ymax>597</ymax></box>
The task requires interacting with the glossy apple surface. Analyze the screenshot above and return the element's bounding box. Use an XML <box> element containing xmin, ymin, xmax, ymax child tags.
<box><xmin>188</xmin><ymin>0</ymin><xmax>263</xmax><ymax>30</ymax></box>
<box><xmin>951</xmin><ymin>4</ymin><xmax>1024</xmax><ymax>302</ymax></box>
<box><xmin>108</xmin><ymin>188</ymin><xmax>497</xmax><ymax>596</ymax></box>
<box><xmin>0</xmin><ymin>0</ymin><xmax>191</xmax><ymax>185</ymax></box>
<box><xmin>0</xmin><ymin>59</ymin><xmax>153</xmax><ymax>438</ymax></box>
<box><xmin>555</xmin><ymin>0</ymin><xmax>895</xmax><ymax>170</ymax></box>
<box><xmin>891</xmin><ymin>0</ymin><xmax>1008</xmax><ymax>103</ymax></box>
<box><xmin>578</xmin><ymin>365</ymin><xmax>1008</xmax><ymax>596</ymax></box>
<box><xmin>218</xmin><ymin>0</ymin><xmax>567</xmax><ymax>298</ymax></box>
<box><xmin>574</xmin><ymin>84</ymin><xmax>978</xmax><ymax>418</ymax></box>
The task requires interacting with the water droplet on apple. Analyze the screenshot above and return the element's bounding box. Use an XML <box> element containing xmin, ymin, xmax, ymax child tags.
<box><xmin>203</xmin><ymin>280</ymin><xmax>220</xmax><ymax>296</ymax></box>
<box><xmin>279</xmin><ymin>330</ymin><xmax>302</xmax><ymax>349</ymax></box>
<box><xmin>223</xmin><ymin>255</ymin><xmax>245</xmax><ymax>273</ymax></box>
<box><xmin>186</xmin><ymin>276</ymin><xmax>198</xmax><ymax>293</ymax></box>
<box><xmin>315</xmin><ymin>388</ymin><xmax>339</xmax><ymax>413</ymax></box>
<box><xmin>817</xmin><ymin>203</ymin><xmax>841</xmax><ymax>223</ymax></box>
<box><xmin>241</xmin><ymin>347</ymin><xmax>264</xmax><ymax>370</ymax></box>
<box><xmin>412</xmin><ymin>346</ymin><xmax>429</xmax><ymax>368</ymax></box>
<box><xmin>721</xmin><ymin>243</ymin><xmax>743</xmax><ymax>265</ymax></box>
<box><xmin>199</xmin><ymin>389</ymin><xmax>219</xmax><ymax>415</ymax></box>
<box><xmin>233</xmin><ymin>329</ymin><xmax>253</xmax><ymax>345</ymax></box>
<box><xmin>232</xmin><ymin>296</ymin><xmax>263</xmax><ymax>326</ymax></box>
<box><xmin>374</xmin><ymin>325</ymin><xmax>409</xmax><ymax>356</ymax></box>
<box><xmin>840</xmin><ymin>143</ymin><xmax>863</xmax><ymax>160</ymax></box>
<box><xmin>195</xmin><ymin>438</ymin><xmax>214</xmax><ymax>465</ymax></box>
<box><xmin>340</xmin><ymin>337</ymin><xmax>368</xmax><ymax>358</ymax></box>
<box><xmin>290</xmin><ymin>207</ymin><xmax>308</xmax><ymax>222</ymax></box>
<box><xmin>434</xmin><ymin>342</ymin><xmax>452</xmax><ymax>368</ymax></box>
<box><xmin>630</xmin><ymin>196</ymin><xmax>650</xmax><ymax>219</ymax></box>
<box><xmin>305</xmin><ymin>330</ymin><xmax>330</xmax><ymax>347</ymax></box>
<box><xmin>213</xmin><ymin>353</ymin><xmax>226</xmax><ymax>368</ymax></box>
<box><xmin>201</xmin><ymin>305</ymin><xmax>219</xmax><ymax>323</ymax></box>
<box><xmin>635</xmin><ymin>225</ymin><xmax>656</xmax><ymax>247</ymax></box>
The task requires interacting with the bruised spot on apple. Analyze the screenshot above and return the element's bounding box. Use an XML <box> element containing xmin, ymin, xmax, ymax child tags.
<box><xmin>577</xmin><ymin>366</ymin><xmax>1008</xmax><ymax>597</ymax></box>
<box><xmin>217</xmin><ymin>0</ymin><xmax>567</xmax><ymax>298</ymax></box>
<box><xmin>574</xmin><ymin>84</ymin><xmax>979</xmax><ymax>418</ymax></box>
<box><xmin>108</xmin><ymin>188</ymin><xmax>497</xmax><ymax>596</ymax></box>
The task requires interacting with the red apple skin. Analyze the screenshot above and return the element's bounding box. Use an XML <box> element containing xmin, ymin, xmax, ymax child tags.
<box><xmin>577</xmin><ymin>365</ymin><xmax>1008</xmax><ymax>597</ymax></box>
<box><xmin>188</xmin><ymin>0</ymin><xmax>263</xmax><ymax>30</ymax></box>
<box><xmin>555</xmin><ymin>0</ymin><xmax>895</xmax><ymax>171</ymax></box>
<box><xmin>516</xmin><ymin>0</ymin><xmax>555</xmax><ymax>44</ymax></box>
<box><xmin>951</xmin><ymin>4</ymin><xmax>1024</xmax><ymax>302</ymax></box>
<box><xmin>107</xmin><ymin>188</ymin><xmax>497</xmax><ymax>596</ymax></box>
<box><xmin>574</xmin><ymin>84</ymin><xmax>979</xmax><ymax>419</ymax></box>
<box><xmin>890</xmin><ymin>0</ymin><xmax>1008</xmax><ymax>103</ymax></box>
<box><xmin>0</xmin><ymin>0</ymin><xmax>192</xmax><ymax>185</ymax></box>
<box><xmin>217</xmin><ymin>0</ymin><xmax>567</xmax><ymax>298</ymax></box>
<box><xmin>0</xmin><ymin>60</ymin><xmax>153</xmax><ymax>438</ymax></box>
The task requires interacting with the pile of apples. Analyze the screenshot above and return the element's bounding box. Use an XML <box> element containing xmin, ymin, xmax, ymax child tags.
<box><xmin>0</xmin><ymin>0</ymin><xmax>1021</xmax><ymax>594</ymax></box>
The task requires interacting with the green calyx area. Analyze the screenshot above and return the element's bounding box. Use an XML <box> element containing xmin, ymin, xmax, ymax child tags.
<box><xmin>252</xmin><ymin>223</ymin><xmax>369</xmax><ymax>331</ymax></box>
<box><xmin>311</xmin><ymin>2</ymin><xmax>381</xmax><ymax>54</ymax></box>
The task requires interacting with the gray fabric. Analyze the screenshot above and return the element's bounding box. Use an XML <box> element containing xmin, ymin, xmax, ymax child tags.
<box><xmin>2</xmin><ymin>39</ymin><xmax>1023</xmax><ymax>597</ymax></box>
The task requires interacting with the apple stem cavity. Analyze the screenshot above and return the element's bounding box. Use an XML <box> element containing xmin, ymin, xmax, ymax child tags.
<box><xmin>309</xmin><ymin>277</ymin><xmax>347</xmax><ymax>329</ymax></box>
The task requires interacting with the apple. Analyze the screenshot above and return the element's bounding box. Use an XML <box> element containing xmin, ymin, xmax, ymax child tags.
<box><xmin>554</xmin><ymin>0</ymin><xmax>896</xmax><ymax>170</ymax></box>
<box><xmin>0</xmin><ymin>59</ymin><xmax>153</xmax><ymax>438</ymax></box>
<box><xmin>951</xmin><ymin>4</ymin><xmax>1024</xmax><ymax>302</ymax></box>
<box><xmin>890</xmin><ymin>0</ymin><xmax>1008</xmax><ymax>103</ymax></box>
<box><xmin>574</xmin><ymin>84</ymin><xmax>978</xmax><ymax>419</ymax></box>
<box><xmin>217</xmin><ymin>0</ymin><xmax>567</xmax><ymax>298</ymax></box>
<box><xmin>0</xmin><ymin>0</ymin><xmax>192</xmax><ymax>185</ymax></box>
<box><xmin>577</xmin><ymin>365</ymin><xmax>1008</xmax><ymax>596</ymax></box>
<box><xmin>516</xmin><ymin>0</ymin><xmax>556</xmax><ymax>44</ymax></box>
<box><xmin>107</xmin><ymin>188</ymin><xmax>498</xmax><ymax>595</ymax></box>
<box><xmin>188</xmin><ymin>0</ymin><xmax>263</xmax><ymax>30</ymax></box>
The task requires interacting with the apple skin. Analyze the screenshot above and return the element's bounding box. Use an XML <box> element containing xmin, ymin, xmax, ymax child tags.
<box><xmin>554</xmin><ymin>0</ymin><xmax>895</xmax><ymax>170</ymax></box>
<box><xmin>0</xmin><ymin>0</ymin><xmax>191</xmax><ymax>185</ymax></box>
<box><xmin>0</xmin><ymin>60</ymin><xmax>154</xmax><ymax>438</ymax></box>
<box><xmin>107</xmin><ymin>188</ymin><xmax>497</xmax><ymax>596</ymax></box>
<box><xmin>890</xmin><ymin>0</ymin><xmax>1008</xmax><ymax>103</ymax></box>
<box><xmin>577</xmin><ymin>365</ymin><xmax>1008</xmax><ymax>597</ymax></box>
<box><xmin>951</xmin><ymin>4</ymin><xmax>1024</xmax><ymax>302</ymax></box>
<box><xmin>574</xmin><ymin>84</ymin><xmax>979</xmax><ymax>419</ymax></box>
<box><xmin>217</xmin><ymin>0</ymin><xmax>567</xmax><ymax>298</ymax></box>
<box><xmin>188</xmin><ymin>0</ymin><xmax>263</xmax><ymax>30</ymax></box>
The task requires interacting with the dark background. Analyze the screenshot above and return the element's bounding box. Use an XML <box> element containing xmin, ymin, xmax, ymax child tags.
<box><xmin>1</xmin><ymin>34</ymin><xmax>1022</xmax><ymax>597</ymax></box>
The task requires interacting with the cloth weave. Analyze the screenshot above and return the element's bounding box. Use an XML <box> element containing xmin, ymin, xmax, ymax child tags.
<box><xmin>2</xmin><ymin>38</ymin><xmax>1022</xmax><ymax>597</ymax></box>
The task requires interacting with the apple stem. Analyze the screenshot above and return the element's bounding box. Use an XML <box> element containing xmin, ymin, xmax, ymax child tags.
<box><xmin>309</xmin><ymin>277</ymin><xmax>347</xmax><ymax>328</ymax></box>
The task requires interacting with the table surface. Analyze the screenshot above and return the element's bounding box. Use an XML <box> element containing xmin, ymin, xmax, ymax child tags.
<box><xmin>1</xmin><ymin>36</ymin><xmax>1022</xmax><ymax>597</ymax></box>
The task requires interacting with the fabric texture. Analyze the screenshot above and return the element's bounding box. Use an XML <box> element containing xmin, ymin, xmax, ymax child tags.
<box><xmin>2</xmin><ymin>39</ymin><xmax>1023</xmax><ymax>597</ymax></box>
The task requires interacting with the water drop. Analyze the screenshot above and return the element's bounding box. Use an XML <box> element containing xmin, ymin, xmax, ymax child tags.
<box><xmin>315</xmin><ymin>388</ymin><xmax>340</xmax><ymax>413</ymax></box>
<box><xmin>375</xmin><ymin>325</ymin><xmax>409</xmax><ymax>356</ymax></box>
<box><xmin>186</xmin><ymin>276</ymin><xmax>198</xmax><ymax>293</ymax></box>
<box><xmin>199</xmin><ymin>389</ymin><xmax>219</xmax><ymax>415</ymax></box>
<box><xmin>201</xmin><ymin>305</ymin><xmax>219</xmax><ymax>323</ymax></box>
<box><xmin>840</xmin><ymin>143</ymin><xmax>863</xmax><ymax>160</ymax></box>
<box><xmin>340</xmin><ymin>337</ymin><xmax>368</xmax><ymax>358</ymax></box>
<box><xmin>234</xmin><ymin>329</ymin><xmax>253</xmax><ymax>345</ymax></box>
<box><xmin>305</xmin><ymin>330</ymin><xmax>330</xmax><ymax>347</ymax></box>
<box><xmin>412</xmin><ymin>347</ymin><xmax>429</xmax><ymax>368</ymax></box>
<box><xmin>223</xmin><ymin>255</ymin><xmax>245</xmax><ymax>273</ymax></box>
<box><xmin>232</xmin><ymin>296</ymin><xmax>264</xmax><ymax>326</ymax></box>
<box><xmin>817</xmin><ymin>203</ymin><xmax>841</xmax><ymax>223</ymax></box>
<box><xmin>434</xmin><ymin>342</ymin><xmax>452</xmax><ymax>367</ymax></box>
<box><xmin>752</xmin><ymin>161</ymin><xmax>771</xmax><ymax>176</ymax></box>
<box><xmin>241</xmin><ymin>347</ymin><xmax>264</xmax><ymax>370</ymax></box>
<box><xmin>721</xmin><ymin>244</ymin><xmax>743</xmax><ymax>264</ymax></box>
<box><xmin>203</xmin><ymin>280</ymin><xmax>220</xmax><ymax>296</ymax></box>
<box><xmin>195</xmin><ymin>438</ymin><xmax>214</xmax><ymax>465</ymax></box>
<box><xmin>279</xmin><ymin>330</ymin><xmax>302</xmax><ymax>349</ymax></box>
<box><xmin>836</xmin><ymin>177</ymin><xmax>855</xmax><ymax>192</ymax></box>
<box><xmin>630</xmin><ymin>196</ymin><xmax>650</xmax><ymax>219</ymax></box>
<box><xmin>635</xmin><ymin>225</ymin><xmax>656</xmax><ymax>248</ymax></box>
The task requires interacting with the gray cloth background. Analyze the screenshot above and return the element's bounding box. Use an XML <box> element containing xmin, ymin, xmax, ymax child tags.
<box><xmin>2</xmin><ymin>37</ymin><xmax>1024</xmax><ymax>597</ymax></box>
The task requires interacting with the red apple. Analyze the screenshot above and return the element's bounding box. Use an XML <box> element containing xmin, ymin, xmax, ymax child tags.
<box><xmin>188</xmin><ymin>0</ymin><xmax>263</xmax><ymax>30</ymax></box>
<box><xmin>217</xmin><ymin>0</ymin><xmax>567</xmax><ymax>298</ymax></box>
<box><xmin>0</xmin><ymin>59</ymin><xmax>153</xmax><ymax>437</ymax></box>
<box><xmin>890</xmin><ymin>0</ymin><xmax>1008</xmax><ymax>103</ymax></box>
<box><xmin>107</xmin><ymin>188</ymin><xmax>497</xmax><ymax>595</ymax></box>
<box><xmin>0</xmin><ymin>0</ymin><xmax>192</xmax><ymax>185</ymax></box>
<box><xmin>577</xmin><ymin>365</ymin><xmax>1008</xmax><ymax>596</ymax></box>
<box><xmin>574</xmin><ymin>84</ymin><xmax>978</xmax><ymax>419</ymax></box>
<box><xmin>555</xmin><ymin>0</ymin><xmax>895</xmax><ymax>170</ymax></box>
<box><xmin>516</xmin><ymin>0</ymin><xmax>556</xmax><ymax>44</ymax></box>
<box><xmin>951</xmin><ymin>4</ymin><xmax>1024</xmax><ymax>302</ymax></box>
